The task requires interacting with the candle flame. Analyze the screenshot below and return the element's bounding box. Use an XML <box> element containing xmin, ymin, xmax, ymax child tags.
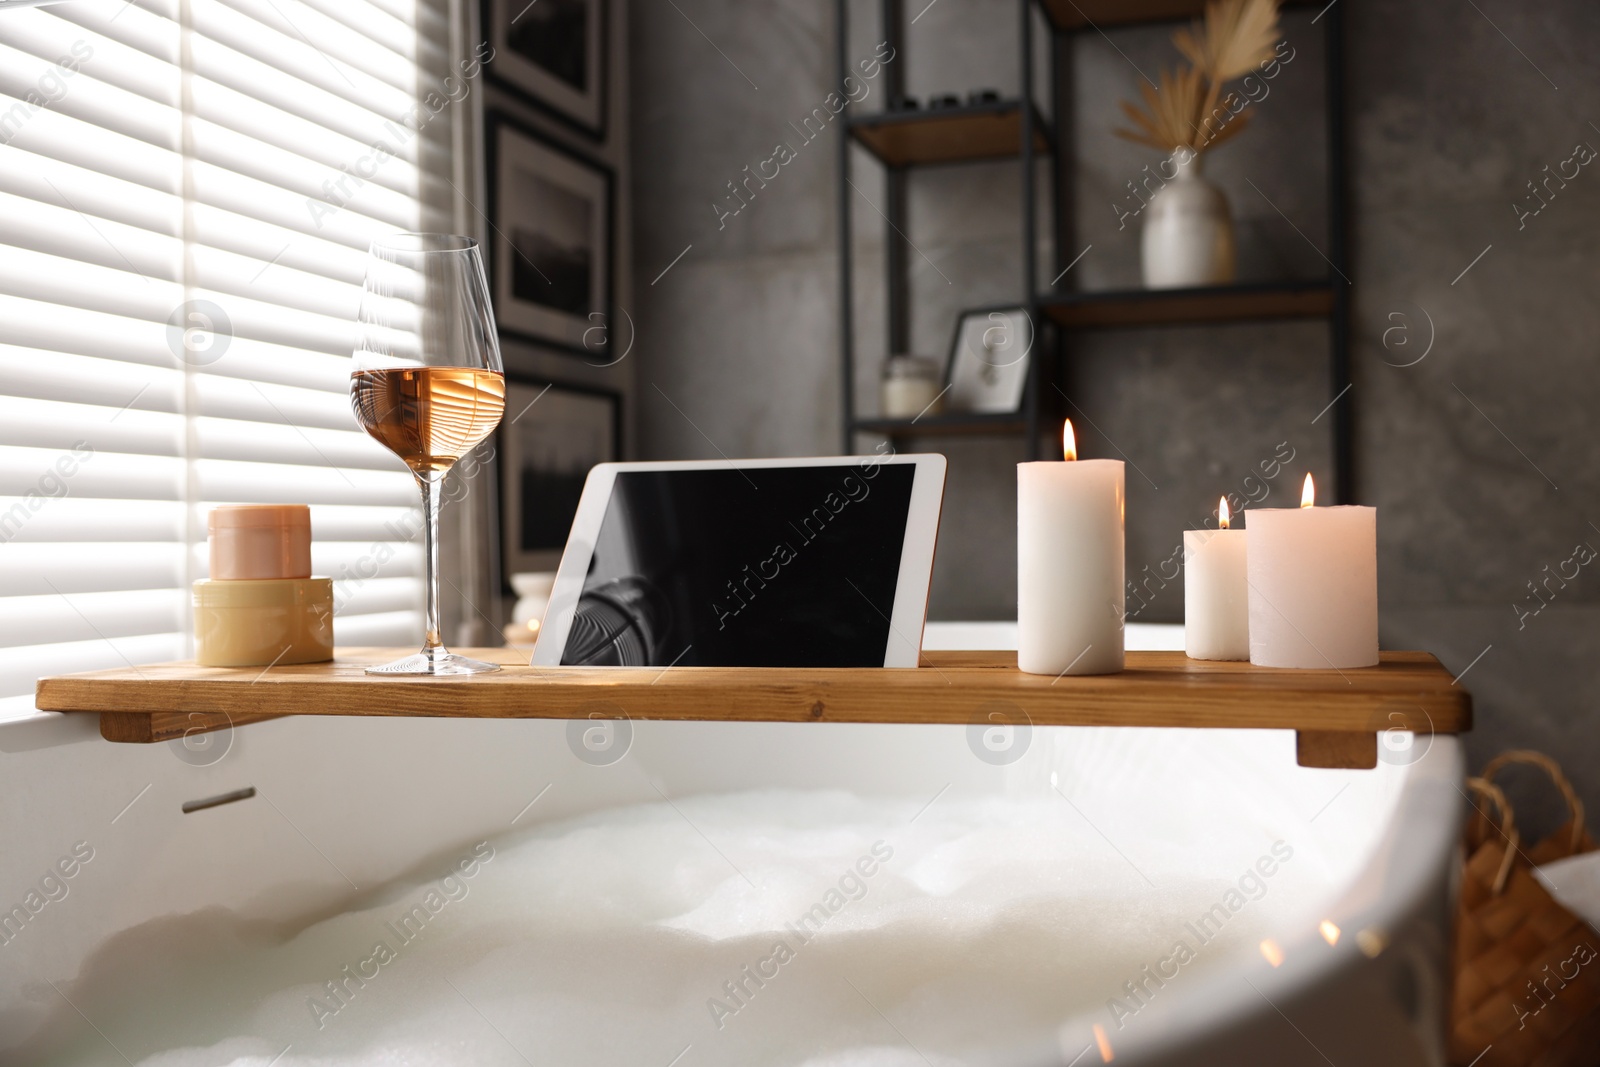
<box><xmin>1093</xmin><ymin>1023</ymin><xmax>1114</xmax><ymax>1062</ymax></box>
<box><xmin>1218</xmin><ymin>496</ymin><xmax>1231</xmax><ymax>529</ymax></box>
<box><xmin>1300</xmin><ymin>473</ymin><xmax>1315</xmax><ymax>508</ymax></box>
<box><xmin>1259</xmin><ymin>939</ymin><xmax>1284</xmax><ymax>968</ymax></box>
<box><xmin>1063</xmin><ymin>420</ymin><xmax>1077</xmax><ymax>462</ymax></box>
<box><xmin>1320</xmin><ymin>920</ymin><xmax>1341</xmax><ymax>946</ymax></box>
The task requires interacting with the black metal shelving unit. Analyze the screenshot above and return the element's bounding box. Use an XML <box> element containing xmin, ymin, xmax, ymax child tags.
<box><xmin>835</xmin><ymin>0</ymin><xmax>1354</xmax><ymax>502</ymax></box>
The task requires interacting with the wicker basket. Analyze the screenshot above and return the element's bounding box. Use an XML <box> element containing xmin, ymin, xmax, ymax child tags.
<box><xmin>1450</xmin><ymin>750</ymin><xmax>1600</xmax><ymax>1066</ymax></box>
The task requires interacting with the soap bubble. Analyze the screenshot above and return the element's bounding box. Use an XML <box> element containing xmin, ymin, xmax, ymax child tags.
<box><xmin>567</xmin><ymin>702</ymin><xmax>632</xmax><ymax>766</ymax></box>
<box><xmin>966</xmin><ymin>699</ymin><xmax>1031</xmax><ymax>765</ymax></box>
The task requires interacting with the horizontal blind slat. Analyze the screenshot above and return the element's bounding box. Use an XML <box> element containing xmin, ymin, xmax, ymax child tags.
<box><xmin>332</xmin><ymin>577</ymin><xmax>425</xmax><ymax>618</ymax></box>
<box><xmin>195</xmin><ymin>458</ymin><xmax>416</xmax><ymax>506</ymax></box>
<box><xmin>0</xmin><ymin>497</ymin><xmax>185</xmax><ymax>543</ymax></box>
<box><xmin>0</xmin><ymin>291</ymin><xmax>180</xmax><ymax>367</ymax></box>
<box><xmin>0</xmin><ymin>348</ymin><xmax>183</xmax><ymax>411</ymax></box>
<box><xmin>192</xmin><ymin>372</ymin><xmax>363</xmax><ymax>430</ymax></box>
<box><xmin>0</xmin><ymin>589</ymin><xmax>187</xmax><ymax>650</ymax></box>
<box><xmin>5</xmin><ymin>102</ymin><xmax>419</xmax><ymax>246</ymax></box>
<box><xmin>0</xmin><ymin>396</ymin><xmax>184</xmax><ymax>457</ymax></box>
<box><xmin>199</xmin><ymin>0</ymin><xmax>418</xmax><ymax>99</ymax></box>
<box><xmin>0</xmin><ymin>446</ymin><xmax>184</xmax><ymax>502</ymax></box>
<box><xmin>0</xmin><ymin>633</ymin><xmax>188</xmax><ymax>700</ymax></box>
<box><xmin>0</xmin><ymin>147</ymin><xmax>397</xmax><ymax>289</ymax></box>
<box><xmin>0</xmin><ymin>36</ymin><xmax>182</xmax><ymax>154</ymax></box>
<box><xmin>0</xmin><ymin>146</ymin><xmax>181</xmax><ymax>248</ymax></box>
<box><xmin>294</xmin><ymin>0</ymin><xmax>439</xmax><ymax>62</ymax></box>
<box><xmin>195</xmin><ymin>415</ymin><xmax>405</xmax><ymax>472</ymax></box>
<box><xmin>334</xmin><ymin>610</ymin><xmax>425</xmax><ymax>647</ymax></box>
<box><xmin>0</xmin><ymin>229</ymin><xmax>184</xmax><ymax>322</ymax></box>
<box><xmin>188</xmin><ymin>90</ymin><xmax>426</xmax><ymax>200</ymax></box>
<box><xmin>0</xmin><ymin>498</ymin><xmax>418</xmax><ymax>547</ymax></box>
<box><xmin>0</xmin><ymin>543</ymin><xmax>185</xmax><ymax>595</ymax></box>
<box><xmin>188</xmin><ymin>40</ymin><xmax>422</xmax><ymax>153</ymax></box>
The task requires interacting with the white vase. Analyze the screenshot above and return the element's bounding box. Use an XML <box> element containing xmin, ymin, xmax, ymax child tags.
<box><xmin>1140</xmin><ymin>149</ymin><xmax>1236</xmax><ymax>289</ymax></box>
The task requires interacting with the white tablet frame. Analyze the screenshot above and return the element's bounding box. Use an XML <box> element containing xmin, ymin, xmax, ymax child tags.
<box><xmin>532</xmin><ymin>453</ymin><xmax>947</xmax><ymax>668</ymax></box>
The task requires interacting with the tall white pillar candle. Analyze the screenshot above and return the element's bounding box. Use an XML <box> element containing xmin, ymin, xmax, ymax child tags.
<box><xmin>1247</xmin><ymin>475</ymin><xmax>1378</xmax><ymax>669</ymax></box>
<box><xmin>1017</xmin><ymin>422</ymin><xmax>1125</xmax><ymax>676</ymax></box>
<box><xmin>1184</xmin><ymin>497</ymin><xmax>1249</xmax><ymax>661</ymax></box>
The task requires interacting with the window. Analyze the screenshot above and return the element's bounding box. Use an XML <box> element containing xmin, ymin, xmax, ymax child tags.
<box><xmin>0</xmin><ymin>0</ymin><xmax>464</xmax><ymax>719</ymax></box>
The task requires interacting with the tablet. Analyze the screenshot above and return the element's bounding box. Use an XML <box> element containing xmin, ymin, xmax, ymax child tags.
<box><xmin>533</xmin><ymin>453</ymin><xmax>946</xmax><ymax>668</ymax></box>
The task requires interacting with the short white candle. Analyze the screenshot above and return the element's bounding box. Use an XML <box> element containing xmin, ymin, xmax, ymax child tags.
<box><xmin>1184</xmin><ymin>497</ymin><xmax>1249</xmax><ymax>661</ymax></box>
<box><xmin>1017</xmin><ymin>421</ymin><xmax>1125</xmax><ymax>676</ymax></box>
<box><xmin>1247</xmin><ymin>474</ymin><xmax>1378</xmax><ymax>669</ymax></box>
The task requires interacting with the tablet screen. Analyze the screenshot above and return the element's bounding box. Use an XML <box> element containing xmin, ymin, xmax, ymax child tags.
<box><xmin>559</xmin><ymin>462</ymin><xmax>917</xmax><ymax>667</ymax></box>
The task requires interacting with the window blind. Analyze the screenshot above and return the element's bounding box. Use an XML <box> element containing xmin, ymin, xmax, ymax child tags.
<box><xmin>0</xmin><ymin>0</ymin><xmax>460</xmax><ymax>720</ymax></box>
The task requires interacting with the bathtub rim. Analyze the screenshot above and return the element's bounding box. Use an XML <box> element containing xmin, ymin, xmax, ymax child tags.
<box><xmin>1040</xmin><ymin>732</ymin><xmax>1466</xmax><ymax>1065</ymax></box>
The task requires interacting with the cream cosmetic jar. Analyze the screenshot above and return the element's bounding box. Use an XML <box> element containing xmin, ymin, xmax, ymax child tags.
<box><xmin>194</xmin><ymin>505</ymin><xmax>333</xmax><ymax>667</ymax></box>
<box><xmin>209</xmin><ymin>504</ymin><xmax>312</xmax><ymax>580</ymax></box>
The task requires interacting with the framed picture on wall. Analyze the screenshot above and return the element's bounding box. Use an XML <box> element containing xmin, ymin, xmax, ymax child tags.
<box><xmin>481</xmin><ymin>0</ymin><xmax>607</xmax><ymax>139</ymax></box>
<box><xmin>487</xmin><ymin>113</ymin><xmax>613</xmax><ymax>356</ymax></box>
<box><xmin>944</xmin><ymin>306</ymin><xmax>1034</xmax><ymax>414</ymax></box>
<box><xmin>499</xmin><ymin>375</ymin><xmax>621</xmax><ymax>577</ymax></box>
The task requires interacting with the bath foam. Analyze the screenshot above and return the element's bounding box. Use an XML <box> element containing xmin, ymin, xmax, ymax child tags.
<box><xmin>12</xmin><ymin>789</ymin><xmax>1349</xmax><ymax>1067</ymax></box>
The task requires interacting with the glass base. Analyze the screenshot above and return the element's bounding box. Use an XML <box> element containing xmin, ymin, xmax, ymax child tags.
<box><xmin>364</xmin><ymin>647</ymin><xmax>502</xmax><ymax>675</ymax></box>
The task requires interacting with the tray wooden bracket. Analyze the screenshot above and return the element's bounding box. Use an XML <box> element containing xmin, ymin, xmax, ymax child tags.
<box><xmin>1296</xmin><ymin>730</ymin><xmax>1378</xmax><ymax>769</ymax></box>
<box><xmin>98</xmin><ymin>709</ymin><xmax>284</xmax><ymax>745</ymax></box>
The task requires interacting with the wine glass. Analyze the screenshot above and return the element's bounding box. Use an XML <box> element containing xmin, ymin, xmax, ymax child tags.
<box><xmin>350</xmin><ymin>233</ymin><xmax>505</xmax><ymax>675</ymax></box>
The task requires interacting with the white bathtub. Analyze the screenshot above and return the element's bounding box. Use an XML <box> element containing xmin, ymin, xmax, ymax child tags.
<box><xmin>0</xmin><ymin>623</ymin><xmax>1463</xmax><ymax>1065</ymax></box>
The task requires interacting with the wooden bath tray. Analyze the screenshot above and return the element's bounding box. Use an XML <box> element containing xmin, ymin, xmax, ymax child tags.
<box><xmin>34</xmin><ymin>648</ymin><xmax>1471</xmax><ymax>769</ymax></box>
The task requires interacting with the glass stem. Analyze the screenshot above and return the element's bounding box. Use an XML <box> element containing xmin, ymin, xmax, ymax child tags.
<box><xmin>418</xmin><ymin>471</ymin><xmax>445</xmax><ymax>652</ymax></box>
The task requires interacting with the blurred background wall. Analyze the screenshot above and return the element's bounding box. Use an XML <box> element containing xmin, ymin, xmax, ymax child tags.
<box><xmin>628</xmin><ymin>0</ymin><xmax>1600</xmax><ymax>826</ymax></box>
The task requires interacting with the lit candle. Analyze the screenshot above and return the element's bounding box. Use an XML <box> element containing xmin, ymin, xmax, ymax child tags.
<box><xmin>1017</xmin><ymin>421</ymin><xmax>1125</xmax><ymax>676</ymax></box>
<box><xmin>1247</xmin><ymin>475</ymin><xmax>1378</xmax><ymax>669</ymax></box>
<box><xmin>1184</xmin><ymin>497</ymin><xmax>1249</xmax><ymax>661</ymax></box>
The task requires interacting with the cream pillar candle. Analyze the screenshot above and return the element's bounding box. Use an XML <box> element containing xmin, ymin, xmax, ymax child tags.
<box><xmin>1184</xmin><ymin>497</ymin><xmax>1249</xmax><ymax>661</ymax></box>
<box><xmin>1017</xmin><ymin>421</ymin><xmax>1125</xmax><ymax>676</ymax></box>
<box><xmin>1247</xmin><ymin>474</ymin><xmax>1378</xmax><ymax>669</ymax></box>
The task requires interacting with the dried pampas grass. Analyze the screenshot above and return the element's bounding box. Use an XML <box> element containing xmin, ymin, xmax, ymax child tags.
<box><xmin>1115</xmin><ymin>0</ymin><xmax>1280</xmax><ymax>155</ymax></box>
<box><xmin>1175</xmin><ymin>0</ymin><xmax>1280</xmax><ymax>82</ymax></box>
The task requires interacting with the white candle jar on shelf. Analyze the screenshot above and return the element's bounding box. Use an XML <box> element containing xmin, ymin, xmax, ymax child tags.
<box><xmin>880</xmin><ymin>355</ymin><xmax>944</xmax><ymax>420</ymax></box>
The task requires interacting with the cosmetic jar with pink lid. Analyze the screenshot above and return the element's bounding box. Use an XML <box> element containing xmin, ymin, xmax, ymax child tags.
<box><xmin>193</xmin><ymin>505</ymin><xmax>333</xmax><ymax>667</ymax></box>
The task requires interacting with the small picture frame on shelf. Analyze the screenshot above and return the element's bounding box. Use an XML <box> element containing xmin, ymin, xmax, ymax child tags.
<box><xmin>944</xmin><ymin>306</ymin><xmax>1033</xmax><ymax>414</ymax></box>
<box><xmin>486</xmin><ymin>113</ymin><xmax>613</xmax><ymax>356</ymax></box>
<box><xmin>498</xmin><ymin>373</ymin><xmax>621</xmax><ymax>577</ymax></box>
<box><xmin>481</xmin><ymin>0</ymin><xmax>607</xmax><ymax>139</ymax></box>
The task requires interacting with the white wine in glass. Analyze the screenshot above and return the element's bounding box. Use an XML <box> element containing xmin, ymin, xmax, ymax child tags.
<box><xmin>351</xmin><ymin>233</ymin><xmax>505</xmax><ymax>675</ymax></box>
<box><xmin>350</xmin><ymin>366</ymin><xmax>506</xmax><ymax>474</ymax></box>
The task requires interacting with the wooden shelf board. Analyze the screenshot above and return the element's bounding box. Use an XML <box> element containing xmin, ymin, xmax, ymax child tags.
<box><xmin>852</xmin><ymin>413</ymin><xmax>1027</xmax><ymax>438</ymax></box>
<box><xmin>37</xmin><ymin>648</ymin><xmax>1471</xmax><ymax>768</ymax></box>
<box><xmin>1041</xmin><ymin>281</ymin><xmax>1335</xmax><ymax>329</ymax></box>
<box><xmin>1041</xmin><ymin>0</ymin><xmax>1209</xmax><ymax>30</ymax></box>
<box><xmin>848</xmin><ymin>103</ymin><xmax>1050</xmax><ymax>167</ymax></box>
<box><xmin>1040</xmin><ymin>0</ymin><xmax>1321</xmax><ymax>32</ymax></box>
